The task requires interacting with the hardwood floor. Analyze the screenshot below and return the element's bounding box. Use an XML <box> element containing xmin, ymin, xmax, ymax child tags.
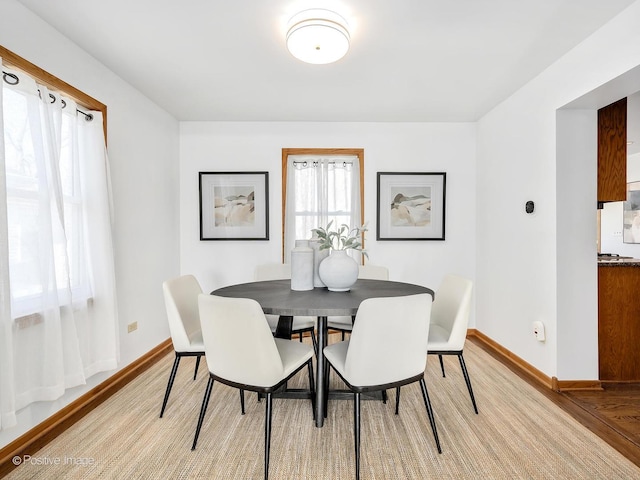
<box><xmin>470</xmin><ymin>338</ymin><xmax>640</xmax><ymax>468</ymax></box>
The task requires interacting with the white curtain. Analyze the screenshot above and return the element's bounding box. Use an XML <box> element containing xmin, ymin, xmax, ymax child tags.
<box><xmin>0</xmin><ymin>62</ymin><xmax>118</xmax><ymax>430</ymax></box>
<box><xmin>284</xmin><ymin>154</ymin><xmax>361</xmax><ymax>263</ymax></box>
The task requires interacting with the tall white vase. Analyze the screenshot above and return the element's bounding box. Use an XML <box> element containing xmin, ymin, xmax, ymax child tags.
<box><xmin>309</xmin><ymin>233</ymin><xmax>329</xmax><ymax>287</ymax></box>
<box><xmin>291</xmin><ymin>239</ymin><xmax>314</xmax><ymax>291</ymax></box>
<box><xmin>318</xmin><ymin>250</ymin><xmax>359</xmax><ymax>292</ymax></box>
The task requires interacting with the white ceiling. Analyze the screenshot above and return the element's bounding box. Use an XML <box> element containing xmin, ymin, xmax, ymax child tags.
<box><xmin>16</xmin><ymin>0</ymin><xmax>637</xmax><ymax>122</ymax></box>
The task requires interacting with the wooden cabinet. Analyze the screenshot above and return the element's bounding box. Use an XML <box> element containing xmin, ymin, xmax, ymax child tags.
<box><xmin>598</xmin><ymin>264</ymin><xmax>640</xmax><ymax>381</ymax></box>
<box><xmin>597</xmin><ymin>98</ymin><xmax>627</xmax><ymax>203</ymax></box>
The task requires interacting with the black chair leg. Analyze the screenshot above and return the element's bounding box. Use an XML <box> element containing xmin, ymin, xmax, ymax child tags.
<box><xmin>419</xmin><ymin>378</ymin><xmax>442</xmax><ymax>453</ymax></box>
<box><xmin>341</xmin><ymin>331</ymin><xmax>346</xmax><ymax>341</ymax></box>
<box><xmin>307</xmin><ymin>360</ymin><xmax>316</xmax><ymax>420</ymax></box>
<box><xmin>381</xmin><ymin>389</ymin><xmax>387</xmax><ymax>404</ymax></box>
<box><xmin>193</xmin><ymin>355</ymin><xmax>201</xmax><ymax>380</ymax></box>
<box><xmin>310</xmin><ymin>330</ymin><xmax>318</xmax><ymax>356</ymax></box>
<box><xmin>264</xmin><ymin>393</ymin><xmax>273</xmax><ymax>480</ymax></box>
<box><xmin>395</xmin><ymin>386</ymin><xmax>401</xmax><ymax>415</ymax></box>
<box><xmin>240</xmin><ymin>389</ymin><xmax>246</xmax><ymax>415</ymax></box>
<box><xmin>192</xmin><ymin>376</ymin><xmax>214</xmax><ymax>450</ymax></box>
<box><xmin>458</xmin><ymin>353</ymin><xmax>479</xmax><ymax>414</ymax></box>
<box><xmin>438</xmin><ymin>354</ymin><xmax>446</xmax><ymax>377</ymax></box>
<box><xmin>160</xmin><ymin>354</ymin><xmax>181</xmax><ymax>418</ymax></box>
<box><xmin>354</xmin><ymin>392</ymin><xmax>361</xmax><ymax>480</ymax></box>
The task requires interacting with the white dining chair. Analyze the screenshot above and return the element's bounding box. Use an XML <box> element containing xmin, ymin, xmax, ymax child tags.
<box><xmin>159</xmin><ymin>275</ymin><xmax>206</xmax><ymax>418</ymax></box>
<box><xmin>255</xmin><ymin>263</ymin><xmax>317</xmax><ymax>353</ymax></box>
<box><xmin>192</xmin><ymin>294</ymin><xmax>315</xmax><ymax>480</ymax></box>
<box><xmin>324</xmin><ymin>293</ymin><xmax>441</xmax><ymax>480</ymax></box>
<box><xmin>427</xmin><ymin>274</ymin><xmax>478</xmax><ymax>414</ymax></box>
<box><xmin>327</xmin><ymin>264</ymin><xmax>389</xmax><ymax>340</ymax></box>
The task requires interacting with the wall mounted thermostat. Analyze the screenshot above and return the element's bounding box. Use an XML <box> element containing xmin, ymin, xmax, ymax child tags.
<box><xmin>525</xmin><ymin>201</ymin><xmax>535</xmax><ymax>214</ymax></box>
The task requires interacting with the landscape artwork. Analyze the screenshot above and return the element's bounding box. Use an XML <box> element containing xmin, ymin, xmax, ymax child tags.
<box><xmin>213</xmin><ymin>185</ymin><xmax>255</xmax><ymax>227</ymax></box>
<box><xmin>376</xmin><ymin>172</ymin><xmax>445</xmax><ymax>241</ymax></box>
<box><xmin>199</xmin><ymin>171</ymin><xmax>268</xmax><ymax>240</ymax></box>
<box><xmin>389</xmin><ymin>186</ymin><xmax>431</xmax><ymax>227</ymax></box>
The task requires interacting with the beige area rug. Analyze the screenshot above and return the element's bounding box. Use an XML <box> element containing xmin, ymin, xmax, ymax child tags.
<box><xmin>6</xmin><ymin>338</ymin><xmax>640</xmax><ymax>479</ymax></box>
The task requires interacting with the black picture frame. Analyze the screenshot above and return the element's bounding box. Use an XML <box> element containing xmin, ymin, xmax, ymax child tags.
<box><xmin>199</xmin><ymin>171</ymin><xmax>269</xmax><ymax>241</ymax></box>
<box><xmin>376</xmin><ymin>172</ymin><xmax>446</xmax><ymax>241</ymax></box>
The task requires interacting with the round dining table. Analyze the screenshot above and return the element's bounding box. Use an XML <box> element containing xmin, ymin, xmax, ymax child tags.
<box><xmin>212</xmin><ymin>278</ymin><xmax>434</xmax><ymax>427</ymax></box>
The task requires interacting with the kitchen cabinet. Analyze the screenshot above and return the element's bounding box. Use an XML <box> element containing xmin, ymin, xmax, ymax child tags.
<box><xmin>597</xmin><ymin>97</ymin><xmax>627</xmax><ymax>203</ymax></box>
<box><xmin>598</xmin><ymin>262</ymin><xmax>640</xmax><ymax>381</ymax></box>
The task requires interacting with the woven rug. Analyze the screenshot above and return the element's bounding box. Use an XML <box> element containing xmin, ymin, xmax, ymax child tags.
<box><xmin>6</xmin><ymin>338</ymin><xmax>640</xmax><ymax>479</ymax></box>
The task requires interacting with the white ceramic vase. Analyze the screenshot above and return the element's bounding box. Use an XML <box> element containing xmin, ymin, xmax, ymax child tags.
<box><xmin>318</xmin><ymin>249</ymin><xmax>359</xmax><ymax>292</ymax></box>
<box><xmin>309</xmin><ymin>233</ymin><xmax>329</xmax><ymax>287</ymax></box>
<box><xmin>291</xmin><ymin>240</ymin><xmax>314</xmax><ymax>291</ymax></box>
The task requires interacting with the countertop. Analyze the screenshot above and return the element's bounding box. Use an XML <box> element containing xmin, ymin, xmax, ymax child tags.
<box><xmin>598</xmin><ymin>257</ymin><xmax>640</xmax><ymax>266</ymax></box>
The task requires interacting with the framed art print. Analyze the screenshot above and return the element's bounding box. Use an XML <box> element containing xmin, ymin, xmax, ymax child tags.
<box><xmin>376</xmin><ymin>172</ymin><xmax>446</xmax><ymax>240</ymax></box>
<box><xmin>199</xmin><ymin>171</ymin><xmax>269</xmax><ymax>240</ymax></box>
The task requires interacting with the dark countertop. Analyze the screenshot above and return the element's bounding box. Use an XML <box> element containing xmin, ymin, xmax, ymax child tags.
<box><xmin>598</xmin><ymin>258</ymin><xmax>640</xmax><ymax>266</ymax></box>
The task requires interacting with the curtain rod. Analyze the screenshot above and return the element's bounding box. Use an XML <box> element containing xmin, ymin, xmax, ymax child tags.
<box><xmin>3</xmin><ymin>69</ymin><xmax>93</xmax><ymax>121</ymax></box>
<box><xmin>293</xmin><ymin>160</ymin><xmax>353</xmax><ymax>167</ymax></box>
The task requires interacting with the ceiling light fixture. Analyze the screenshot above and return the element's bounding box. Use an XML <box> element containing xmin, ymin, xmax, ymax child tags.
<box><xmin>286</xmin><ymin>9</ymin><xmax>350</xmax><ymax>64</ymax></box>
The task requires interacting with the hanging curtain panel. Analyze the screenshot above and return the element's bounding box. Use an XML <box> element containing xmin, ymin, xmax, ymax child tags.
<box><xmin>0</xmin><ymin>62</ymin><xmax>118</xmax><ymax>429</ymax></box>
<box><xmin>284</xmin><ymin>154</ymin><xmax>361</xmax><ymax>263</ymax></box>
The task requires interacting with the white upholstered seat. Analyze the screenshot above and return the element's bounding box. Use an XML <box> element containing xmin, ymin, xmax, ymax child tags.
<box><xmin>323</xmin><ymin>293</ymin><xmax>441</xmax><ymax>480</ymax></box>
<box><xmin>159</xmin><ymin>275</ymin><xmax>206</xmax><ymax>417</ymax></box>
<box><xmin>427</xmin><ymin>274</ymin><xmax>478</xmax><ymax>414</ymax></box>
<box><xmin>192</xmin><ymin>294</ymin><xmax>315</xmax><ymax>480</ymax></box>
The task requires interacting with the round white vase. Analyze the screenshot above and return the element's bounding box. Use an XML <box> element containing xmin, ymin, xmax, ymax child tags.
<box><xmin>318</xmin><ymin>250</ymin><xmax>359</xmax><ymax>292</ymax></box>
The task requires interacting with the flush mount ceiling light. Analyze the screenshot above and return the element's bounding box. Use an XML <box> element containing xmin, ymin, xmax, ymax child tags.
<box><xmin>286</xmin><ymin>9</ymin><xmax>350</xmax><ymax>64</ymax></box>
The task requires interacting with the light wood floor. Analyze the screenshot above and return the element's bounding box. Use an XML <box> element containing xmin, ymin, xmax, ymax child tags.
<box><xmin>471</xmin><ymin>338</ymin><xmax>640</xmax><ymax>468</ymax></box>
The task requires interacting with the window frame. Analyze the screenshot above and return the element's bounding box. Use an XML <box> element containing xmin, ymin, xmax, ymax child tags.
<box><xmin>281</xmin><ymin>148</ymin><xmax>365</xmax><ymax>262</ymax></box>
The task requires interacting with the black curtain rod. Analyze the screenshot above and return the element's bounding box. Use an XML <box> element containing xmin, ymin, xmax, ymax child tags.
<box><xmin>3</xmin><ymin>69</ymin><xmax>93</xmax><ymax>121</ymax></box>
<box><xmin>293</xmin><ymin>160</ymin><xmax>353</xmax><ymax>166</ymax></box>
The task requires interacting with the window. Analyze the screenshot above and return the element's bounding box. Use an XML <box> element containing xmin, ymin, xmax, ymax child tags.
<box><xmin>1</xmin><ymin>47</ymin><xmax>117</xmax><ymax>430</ymax></box>
<box><xmin>282</xmin><ymin>148</ymin><xmax>364</xmax><ymax>262</ymax></box>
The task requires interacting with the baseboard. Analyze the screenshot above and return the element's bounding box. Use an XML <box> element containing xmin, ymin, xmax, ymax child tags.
<box><xmin>467</xmin><ymin>329</ymin><xmax>554</xmax><ymax>389</ymax></box>
<box><xmin>0</xmin><ymin>339</ymin><xmax>173</xmax><ymax>477</ymax></box>
<box><xmin>467</xmin><ymin>329</ymin><xmax>602</xmax><ymax>392</ymax></box>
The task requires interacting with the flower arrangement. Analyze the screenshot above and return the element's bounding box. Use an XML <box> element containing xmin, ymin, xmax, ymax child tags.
<box><xmin>311</xmin><ymin>220</ymin><xmax>368</xmax><ymax>258</ymax></box>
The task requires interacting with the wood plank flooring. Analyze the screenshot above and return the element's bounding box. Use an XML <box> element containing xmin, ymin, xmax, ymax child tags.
<box><xmin>470</xmin><ymin>338</ymin><xmax>640</xmax><ymax>468</ymax></box>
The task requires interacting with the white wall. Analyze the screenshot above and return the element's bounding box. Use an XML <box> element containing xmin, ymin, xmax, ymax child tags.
<box><xmin>0</xmin><ymin>0</ymin><xmax>179</xmax><ymax>446</ymax></box>
<box><xmin>179</xmin><ymin>121</ymin><xmax>476</xmax><ymax>312</ymax></box>
<box><xmin>476</xmin><ymin>0</ymin><xmax>640</xmax><ymax>379</ymax></box>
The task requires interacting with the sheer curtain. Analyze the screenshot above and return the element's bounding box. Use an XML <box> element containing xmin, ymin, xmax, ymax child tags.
<box><xmin>284</xmin><ymin>154</ymin><xmax>361</xmax><ymax>263</ymax></box>
<box><xmin>0</xmin><ymin>62</ymin><xmax>118</xmax><ymax>430</ymax></box>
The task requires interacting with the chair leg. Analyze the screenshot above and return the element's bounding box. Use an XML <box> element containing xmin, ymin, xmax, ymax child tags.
<box><xmin>160</xmin><ymin>354</ymin><xmax>181</xmax><ymax>418</ymax></box>
<box><xmin>458</xmin><ymin>353</ymin><xmax>479</xmax><ymax>414</ymax></box>
<box><xmin>191</xmin><ymin>376</ymin><xmax>215</xmax><ymax>450</ymax></box>
<box><xmin>381</xmin><ymin>389</ymin><xmax>387</xmax><ymax>404</ymax></box>
<box><xmin>307</xmin><ymin>360</ymin><xmax>316</xmax><ymax>421</ymax></box>
<box><xmin>419</xmin><ymin>378</ymin><xmax>442</xmax><ymax>454</ymax></box>
<box><xmin>438</xmin><ymin>354</ymin><xmax>446</xmax><ymax>377</ymax></box>
<box><xmin>324</xmin><ymin>359</ymin><xmax>330</xmax><ymax>419</ymax></box>
<box><xmin>395</xmin><ymin>386</ymin><xmax>401</xmax><ymax>415</ymax></box>
<box><xmin>193</xmin><ymin>355</ymin><xmax>201</xmax><ymax>380</ymax></box>
<box><xmin>240</xmin><ymin>389</ymin><xmax>246</xmax><ymax>415</ymax></box>
<box><xmin>310</xmin><ymin>330</ymin><xmax>318</xmax><ymax>356</ymax></box>
<box><xmin>354</xmin><ymin>392</ymin><xmax>361</xmax><ymax>480</ymax></box>
<box><xmin>341</xmin><ymin>331</ymin><xmax>346</xmax><ymax>341</ymax></box>
<box><xmin>264</xmin><ymin>393</ymin><xmax>273</xmax><ymax>480</ymax></box>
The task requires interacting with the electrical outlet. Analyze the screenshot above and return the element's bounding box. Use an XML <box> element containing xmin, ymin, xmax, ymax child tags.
<box><xmin>613</xmin><ymin>230</ymin><xmax>622</xmax><ymax>237</ymax></box>
<box><xmin>127</xmin><ymin>322</ymin><xmax>138</xmax><ymax>333</ymax></box>
<box><xmin>532</xmin><ymin>321</ymin><xmax>545</xmax><ymax>342</ymax></box>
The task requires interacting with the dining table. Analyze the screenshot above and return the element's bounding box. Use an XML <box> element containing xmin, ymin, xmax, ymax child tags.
<box><xmin>212</xmin><ymin>278</ymin><xmax>434</xmax><ymax>427</ymax></box>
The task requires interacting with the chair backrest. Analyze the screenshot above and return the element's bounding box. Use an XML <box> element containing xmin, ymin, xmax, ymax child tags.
<box><xmin>345</xmin><ymin>294</ymin><xmax>432</xmax><ymax>386</ymax></box>
<box><xmin>431</xmin><ymin>274</ymin><xmax>473</xmax><ymax>351</ymax></box>
<box><xmin>358</xmin><ymin>264</ymin><xmax>389</xmax><ymax>280</ymax></box>
<box><xmin>198</xmin><ymin>294</ymin><xmax>285</xmax><ymax>387</ymax></box>
<box><xmin>254</xmin><ymin>263</ymin><xmax>291</xmax><ymax>281</ymax></box>
<box><xmin>162</xmin><ymin>275</ymin><xmax>203</xmax><ymax>352</ymax></box>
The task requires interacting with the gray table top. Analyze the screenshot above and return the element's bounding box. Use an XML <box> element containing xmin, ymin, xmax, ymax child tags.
<box><xmin>212</xmin><ymin>278</ymin><xmax>434</xmax><ymax>316</ymax></box>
